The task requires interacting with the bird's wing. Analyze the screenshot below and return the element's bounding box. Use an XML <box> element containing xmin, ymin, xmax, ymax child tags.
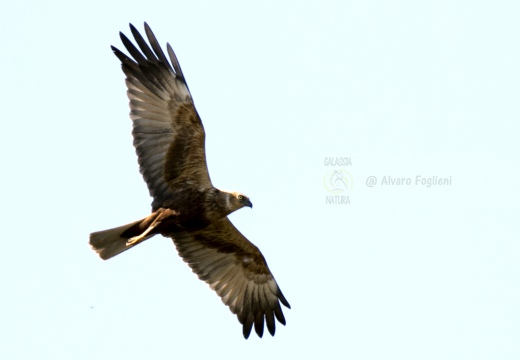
<box><xmin>168</xmin><ymin>218</ymin><xmax>290</xmax><ymax>339</ymax></box>
<box><xmin>112</xmin><ymin>23</ymin><xmax>211</xmax><ymax>211</ymax></box>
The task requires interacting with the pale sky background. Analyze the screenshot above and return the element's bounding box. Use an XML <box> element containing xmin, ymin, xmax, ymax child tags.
<box><xmin>1</xmin><ymin>1</ymin><xmax>519</xmax><ymax>359</ymax></box>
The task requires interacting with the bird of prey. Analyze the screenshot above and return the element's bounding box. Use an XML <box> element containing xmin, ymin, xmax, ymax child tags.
<box><xmin>89</xmin><ymin>23</ymin><xmax>290</xmax><ymax>339</ymax></box>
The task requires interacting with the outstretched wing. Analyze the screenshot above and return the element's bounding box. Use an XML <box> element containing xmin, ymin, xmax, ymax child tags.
<box><xmin>168</xmin><ymin>218</ymin><xmax>291</xmax><ymax>339</ymax></box>
<box><xmin>112</xmin><ymin>23</ymin><xmax>211</xmax><ymax>211</ymax></box>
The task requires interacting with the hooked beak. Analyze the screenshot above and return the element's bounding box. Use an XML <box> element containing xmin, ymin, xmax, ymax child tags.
<box><xmin>244</xmin><ymin>199</ymin><xmax>253</xmax><ymax>208</ymax></box>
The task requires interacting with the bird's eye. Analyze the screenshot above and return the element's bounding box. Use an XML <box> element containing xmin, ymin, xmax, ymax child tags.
<box><xmin>238</xmin><ymin>195</ymin><xmax>243</xmax><ymax>200</ymax></box>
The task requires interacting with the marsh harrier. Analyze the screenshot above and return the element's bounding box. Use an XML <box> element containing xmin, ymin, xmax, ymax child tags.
<box><xmin>89</xmin><ymin>23</ymin><xmax>290</xmax><ymax>339</ymax></box>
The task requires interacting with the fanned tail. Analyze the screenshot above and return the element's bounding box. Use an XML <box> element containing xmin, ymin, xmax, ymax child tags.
<box><xmin>90</xmin><ymin>218</ymin><xmax>149</xmax><ymax>260</ymax></box>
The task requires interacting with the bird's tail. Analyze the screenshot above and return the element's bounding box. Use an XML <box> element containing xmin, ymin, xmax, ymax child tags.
<box><xmin>89</xmin><ymin>218</ymin><xmax>150</xmax><ymax>260</ymax></box>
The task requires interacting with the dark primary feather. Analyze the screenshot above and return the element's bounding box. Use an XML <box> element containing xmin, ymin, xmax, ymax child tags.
<box><xmin>144</xmin><ymin>24</ymin><xmax>174</xmax><ymax>73</ymax></box>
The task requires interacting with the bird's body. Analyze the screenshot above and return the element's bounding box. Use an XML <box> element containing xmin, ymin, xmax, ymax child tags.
<box><xmin>89</xmin><ymin>23</ymin><xmax>289</xmax><ymax>339</ymax></box>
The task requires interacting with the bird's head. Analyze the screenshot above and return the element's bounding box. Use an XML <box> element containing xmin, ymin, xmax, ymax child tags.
<box><xmin>224</xmin><ymin>191</ymin><xmax>253</xmax><ymax>213</ymax></box>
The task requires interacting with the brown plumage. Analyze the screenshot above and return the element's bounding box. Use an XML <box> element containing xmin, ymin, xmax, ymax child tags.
<box><xmin>89</xmin><ymin>23</ymin><xmax>290</xmax><ymax>339</ymax></box>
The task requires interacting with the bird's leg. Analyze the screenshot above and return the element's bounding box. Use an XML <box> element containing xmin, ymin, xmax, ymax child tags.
<box><xmin>126</xmin><ymin>208</ymin><xmax>179</xmax><ymax>246</ymax></box>
<box><xmin>126</xmin><ymin>225</ymin><xmax>155</xmax><ymax>246</ymax></box>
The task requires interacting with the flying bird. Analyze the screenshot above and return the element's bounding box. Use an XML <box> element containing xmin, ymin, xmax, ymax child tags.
<box><xmin>89</xmin><ymin>23</ymin><xmax>290</xmax><ymax>339</ymax></box>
